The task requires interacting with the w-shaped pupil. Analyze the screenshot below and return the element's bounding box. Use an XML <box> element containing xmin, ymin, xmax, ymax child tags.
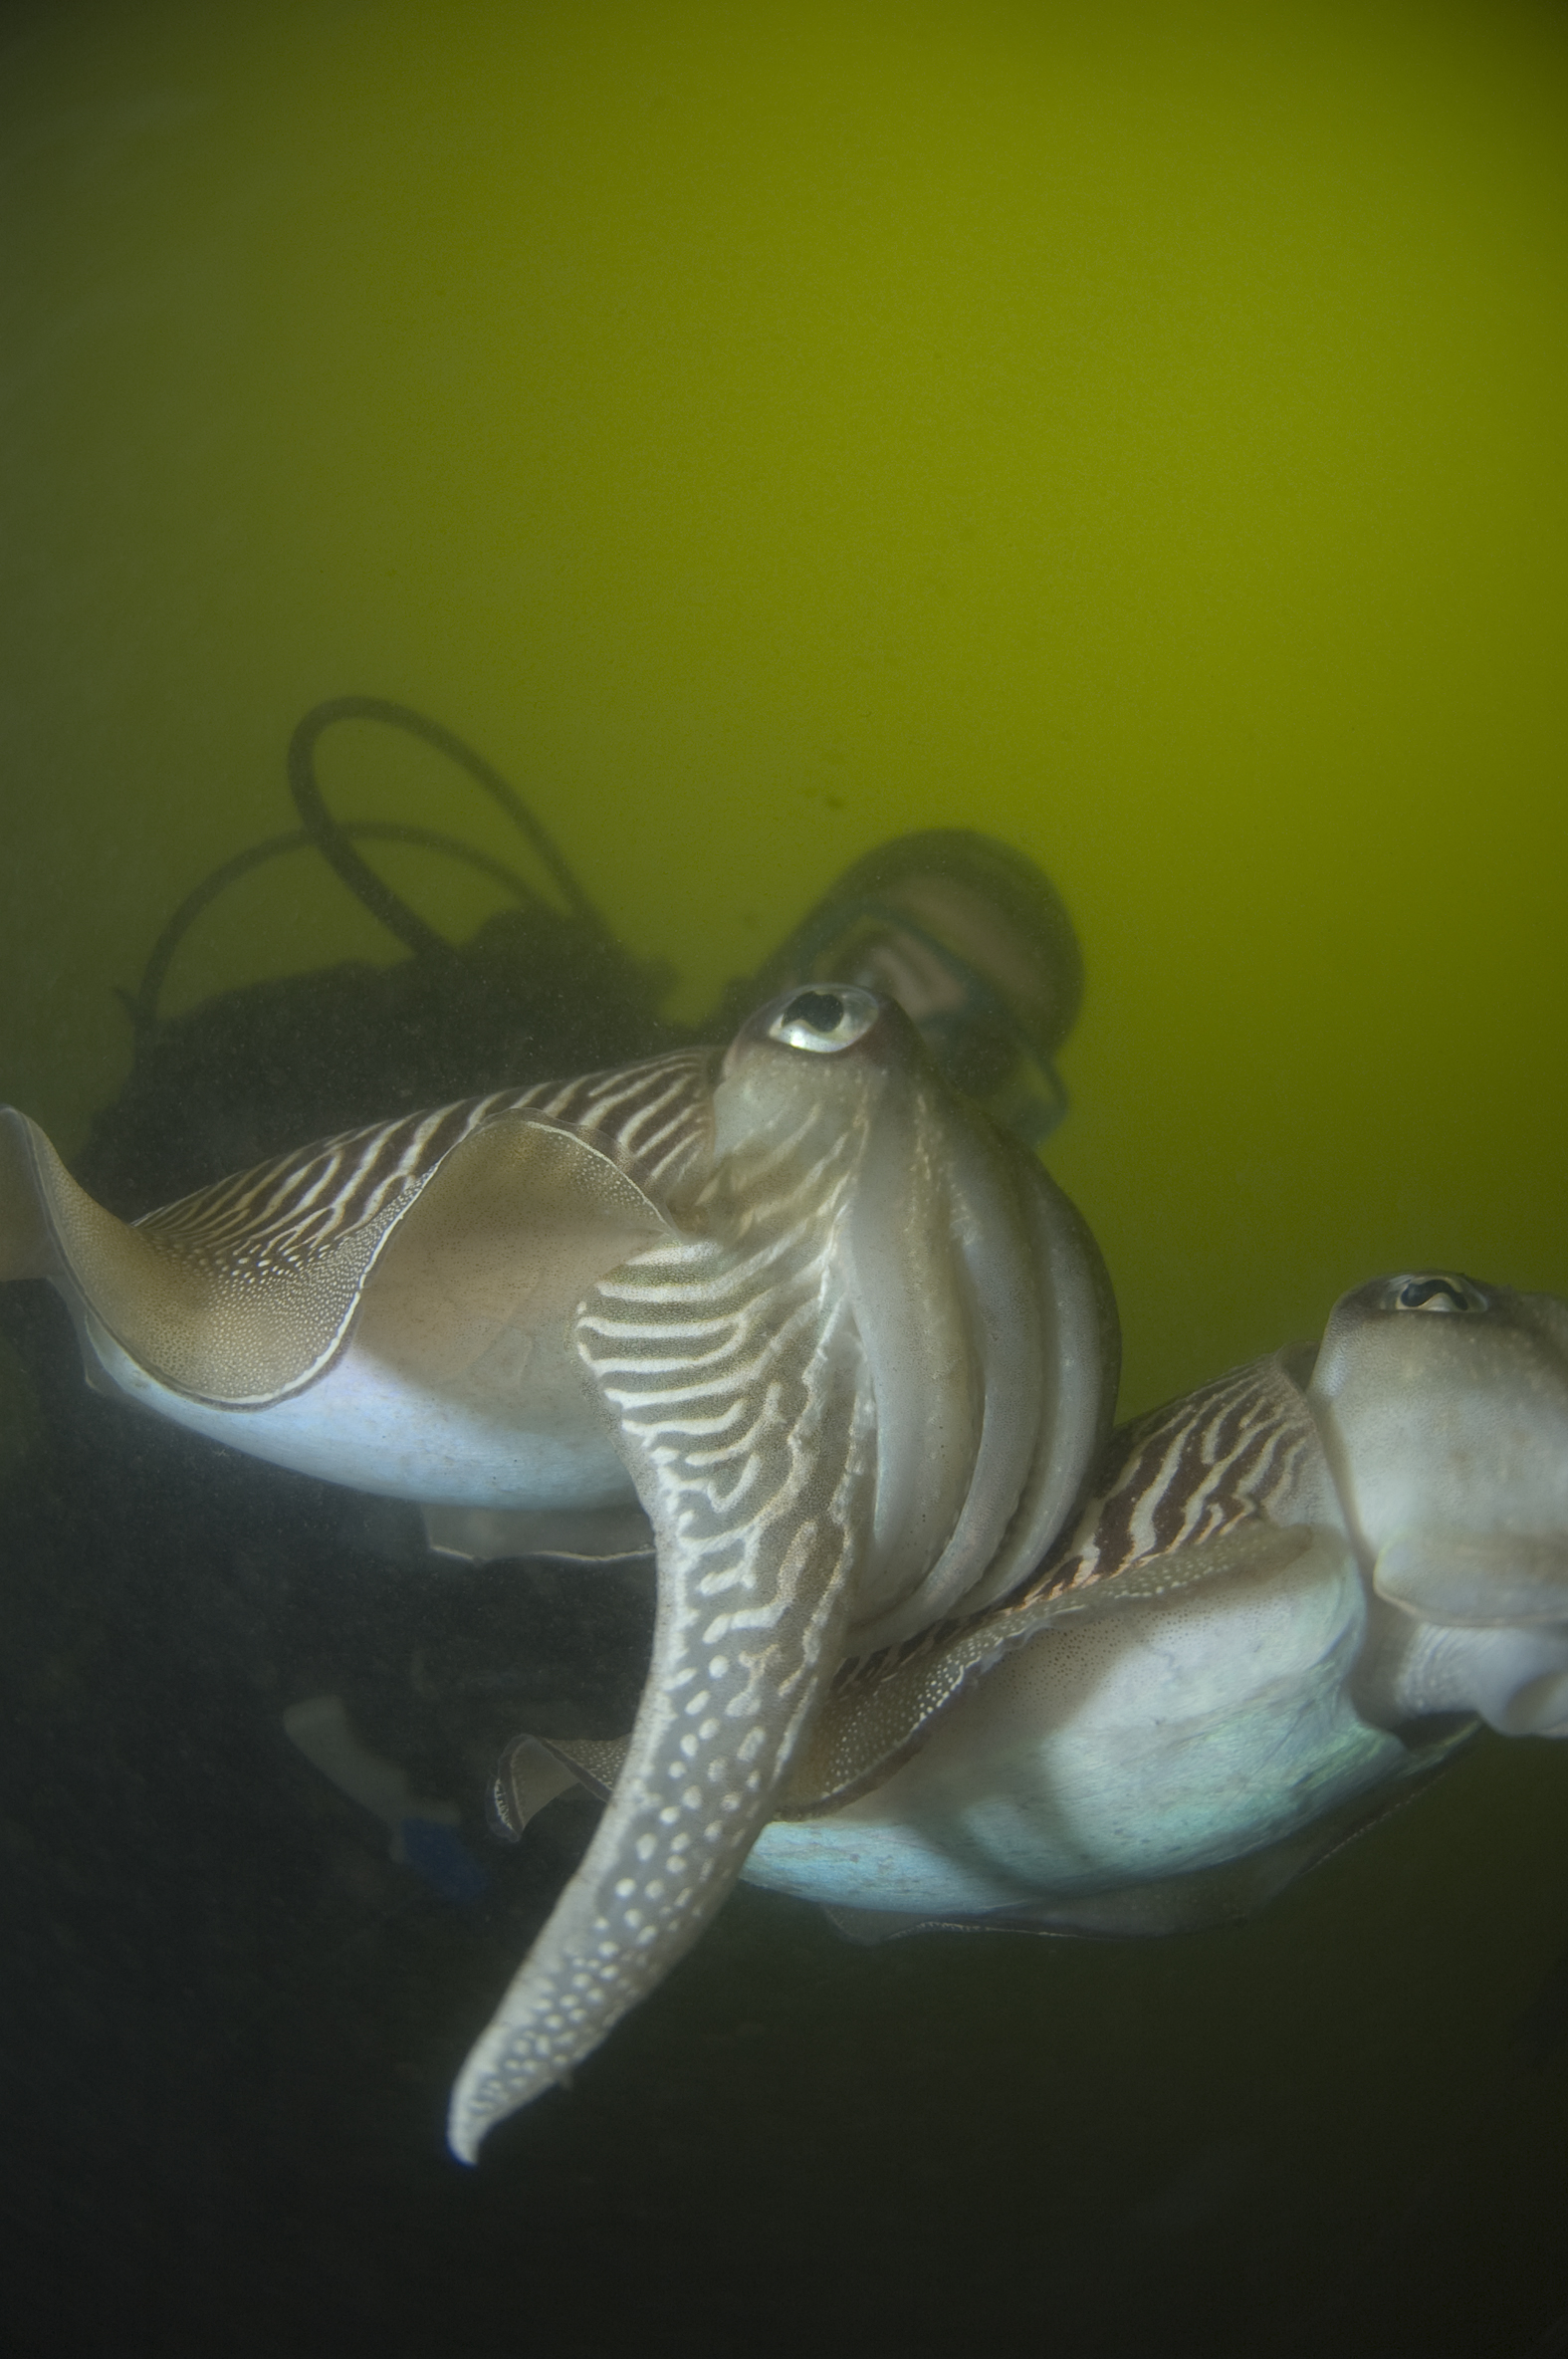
<box><xmin>1397</xmin><ymin>1277</ymin><xmax>1474</xmax><ymax>1312</ymax></box>
<box><xmin>785</xmin><ymin>990</ymin><xmax>846</xmax><ymax>1033</ymax></box>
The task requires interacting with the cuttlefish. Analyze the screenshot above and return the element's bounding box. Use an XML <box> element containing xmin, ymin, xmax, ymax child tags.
<box><xmin>0</xmin><ymin>984</ymin><xmax>1117</xmax><ymax>2157</ymax></box>
<box><xmin>510</xmin><ymin>1272</ymin><xmax>1568</xmax><ymax>1943</ymax></box>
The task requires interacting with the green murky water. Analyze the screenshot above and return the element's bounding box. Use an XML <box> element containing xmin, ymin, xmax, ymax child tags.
<box><xmin>2</xmin><ymin>6</ymin><xmax>1566</xmax><ymax>2352</ymax></box>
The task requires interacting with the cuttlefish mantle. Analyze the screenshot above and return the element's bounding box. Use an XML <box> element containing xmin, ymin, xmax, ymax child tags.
<box><xmin>0</xmin><ymin>983</ymin><xmax>1117</xmax><ymax>2159</ymax></box>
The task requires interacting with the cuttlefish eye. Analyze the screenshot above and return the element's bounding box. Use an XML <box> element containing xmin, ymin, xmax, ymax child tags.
<box><xmin>767</xmin><ymin>986</ymin><xmax>882</xmax><ymax>1054</ymax></box>
<box><xmin>1390</xmin><ymin>1273</ymin><xmax>1489</xmax><ymax>1314</ymax></box>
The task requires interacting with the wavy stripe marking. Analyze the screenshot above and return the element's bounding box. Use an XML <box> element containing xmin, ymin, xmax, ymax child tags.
<box><xmin>131</xmin><ymin>1050</ymin><xmax>716</xmax><ymax>1283</ymax></box>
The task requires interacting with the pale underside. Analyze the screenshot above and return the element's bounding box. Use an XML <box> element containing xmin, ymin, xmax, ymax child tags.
<box><xmin>740</xmin><ymin>1527</ymin><xmax>1422</xmax><ymax>1921</ymax></box>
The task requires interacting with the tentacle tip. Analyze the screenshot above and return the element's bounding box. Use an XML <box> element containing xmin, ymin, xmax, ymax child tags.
<box><xmin>445</xmin><ymin>2066</ymin><xmax>495</xmax><ymax>2165</ymax></box>
<box><xmin>447</xmin><ymin>2051</ymin><xmax>575</xmax><ymax>2163</ymax></box>
<box><xmin>445</xmin><ymin>2075</ymin><xmax>574</xmax><ymax>2161</ymax></box>
<box><xmin>446</xmin><ymin>2078</ymin><xmax>498</xmax><ymax>2165</ymax></box>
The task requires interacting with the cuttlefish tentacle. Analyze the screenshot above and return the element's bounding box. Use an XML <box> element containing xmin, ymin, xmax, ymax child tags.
<box><xmin>448</xmin><ymin>1216</ymin><xmax>875</xmax><ymax>2153</ymax></box>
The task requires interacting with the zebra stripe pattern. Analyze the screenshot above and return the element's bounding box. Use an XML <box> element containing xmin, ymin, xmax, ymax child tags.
<box><xmin>1037</xmin><ymin>1353</ymin><xmax>1319</xmax><ymax>1596</ymax></box>
<box><xmin>131</xmin><ymin>1050</ymin><xmax>717</xmax><ymax>1284</ymax></box>
<box><xmin>834</xmin><ymin>1353</ymin><xmax>1315</xmax><ymax>1694</ymax></box>
<box><xmin>575</xmin><ymin>1111</ymin><xmax>867</xmax><ymax>1668</ymax></box>
<box><xmin>448</xmin><ymin>1113</ymin><xmax>879</xmax><ymax>2142</ymax></box>
<box><xmin>572</xmin><ymin>1115</ymin><xmax>874</xmax><ymax>1838</ymax></box>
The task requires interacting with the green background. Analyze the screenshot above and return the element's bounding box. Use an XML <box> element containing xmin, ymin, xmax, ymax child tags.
<box><xmin>2</xmin><ymin>0</ymin><xmax>1564</xmax><ymax>1417</ymax></box>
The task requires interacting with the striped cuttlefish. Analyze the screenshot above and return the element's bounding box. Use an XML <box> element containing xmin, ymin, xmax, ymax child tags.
<box><xmin>0</xmin><ymin>985</ymin><xmax>1117</xmax><ymax>2159</ymax></box>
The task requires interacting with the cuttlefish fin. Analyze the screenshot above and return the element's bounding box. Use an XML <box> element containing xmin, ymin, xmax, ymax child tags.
<box><xmin>421</xmin><ymin>1503</ymin><xmax>654</xmax><ymax>1564</ymax></box>
<box><xmin>0</xmin><ymin>1099</ymin><xmax>675</xmax><ymax>1409</ymax></box>
<box><xmin>1374</xmin><ymin>1531</ymin><xmax>1568</xmax><ymax>1627</ymax></box>
<box><xmin>445</xmin><ymin>1234</ymin><xmax>879</xmax><ymax>2161</ymax></box>
<box><xmin>0</xmin><ymin>1102</ymin><xmax>418</xmax><ymax>1403</ymax></box>
<box><xmin>815</xmin><ymin>1845</ymin><xmax>1323</xmax><ymax>1944</ymax></box>
<box><xmin>0</xmin><ymin>1112</ymin><xmax>61</xmax><ymax>1280</ymax></box>
<box><xmin>535</xmin><ymin>1734</ymin><xmax>630</xmax><ymax>1799</ymax></box>
<box><xmin>489</xmin><ymin>1734</ymin><xmax>630</xmax><ymax>1839</ymax></box>
<box><xmin>487</xmin><ymin>1739</ymin><xmax>600</xmax><ymax>1840</ymax></box>
<box><xmin>822</xmin><ymin>1717</ymin><xmax>1473</xmax><ymax>1945</ymax></box>
<box><xmin>821</xmin><ymin>1904</ymin><xmax>943</xmax><ymax>1946</ymax></box>
<box><xmin>348</xmin><ymin>1121</ymin><xmax>668</xmax><ymax>1393</ymax></box>
<box><xmin>0</xmin><ymin>1053</ymin><xmax>715</xmax><ymax>1408</ymax></box>
<box><xmin>778</xmin><ymin>1521</ymin><xmax>1313</xmax><ymax>1817</ymax></box>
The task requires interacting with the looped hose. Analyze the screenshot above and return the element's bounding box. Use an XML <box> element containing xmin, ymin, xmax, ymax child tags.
<box><xmin>287</xmin><ymin>696</ymin><xmax>608</xmax><ymax>958</ymax></box>
<box><xmin>124</xmin><ymin>699</ymin><xmax>610</xmax><ymax>1035</ymax></box>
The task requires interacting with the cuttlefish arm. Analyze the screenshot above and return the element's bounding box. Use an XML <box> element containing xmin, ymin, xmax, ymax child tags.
<box><xmin>446</xmin><ymin>984</ymin><xmax>1116</xmax><ymax>2156</ymax></box>
<box><xmin>446</xmin><ymin>1208</ymin><xmax>876</xmax><ymax>2156</ymax></box>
